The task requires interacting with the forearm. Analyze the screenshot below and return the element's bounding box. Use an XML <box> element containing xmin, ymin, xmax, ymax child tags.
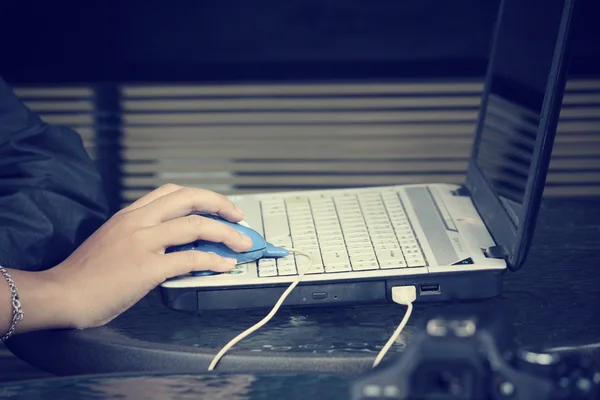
<box><xmin>0</xmin><ymin>267</ymin><xmax>68</xmax><ymax>337</ymax></box>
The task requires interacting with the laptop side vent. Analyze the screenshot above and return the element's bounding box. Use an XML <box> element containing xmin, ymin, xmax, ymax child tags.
<box><xmin>483</xmin><ymin>245</ymin><xmax>509</xmax><ymax>260</ymax></box>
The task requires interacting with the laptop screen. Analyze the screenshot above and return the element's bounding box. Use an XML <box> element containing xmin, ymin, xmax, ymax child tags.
<box><xmin>473</xmin><ymin>0</ymin><xmax>568</xmax><ymax>227</ymax></box>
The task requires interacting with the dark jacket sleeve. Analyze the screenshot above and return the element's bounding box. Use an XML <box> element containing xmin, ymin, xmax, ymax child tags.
<box><xmin>0</xmin><ymin>76</ymin><xmax>109</xmax><ymax>271</ymax></box>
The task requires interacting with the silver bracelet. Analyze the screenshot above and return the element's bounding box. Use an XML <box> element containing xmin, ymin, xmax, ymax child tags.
<box><xmin>0</xmin><ymin>266</ymin><xmax>23</xmax><ymax>342</ymax></box>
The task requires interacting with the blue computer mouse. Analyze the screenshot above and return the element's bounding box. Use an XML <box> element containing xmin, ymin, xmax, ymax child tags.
<box><xmin>166</xmin><ymin>213</ymin><xmax>289</xmax><ymax>276</ymax></box>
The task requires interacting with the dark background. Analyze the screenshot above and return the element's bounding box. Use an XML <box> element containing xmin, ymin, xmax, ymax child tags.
<box><xmin>1</xmin><ymin>0</ymin><xmax>598</xmax><ymax>85</ymax></box>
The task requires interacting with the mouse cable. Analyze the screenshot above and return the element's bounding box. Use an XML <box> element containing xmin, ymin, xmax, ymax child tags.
<box><xmin>372</xmin><ymin>285</ymin><xmax>417</xmax><ymax>368</ymax></box>
<box><xmin>208</xmin><ymin>248</ymin><xmax>313</xmax><ymax>371</ymax></box>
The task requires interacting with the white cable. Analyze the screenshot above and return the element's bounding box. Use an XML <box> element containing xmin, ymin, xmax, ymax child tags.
<box><xmin>208</xmin><ymin>248</ymin><xmax>313</xmax><ymax>371</ymax></box>
<box><xmin>372</xmin><ymin>285</ymin><xmax>417</xmax><ymax>368</ymax></box>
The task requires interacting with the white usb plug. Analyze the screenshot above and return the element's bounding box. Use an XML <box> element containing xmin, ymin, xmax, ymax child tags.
<box><xmin>372</xmin><ymin>285</ymin><xmax>417</xmax><ymax>368</ymax></box>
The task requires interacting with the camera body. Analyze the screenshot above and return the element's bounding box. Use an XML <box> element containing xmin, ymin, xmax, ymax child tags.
<box><xmin>351</xmin><ymin>310</ymin><xmax>599</xmax><ymax>400</ymax></box>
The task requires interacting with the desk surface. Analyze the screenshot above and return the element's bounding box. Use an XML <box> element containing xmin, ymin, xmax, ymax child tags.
<box><xmin>7</xmin><ymin>197</ymin><xmax>600</xmax><ymax>376</ymax></box>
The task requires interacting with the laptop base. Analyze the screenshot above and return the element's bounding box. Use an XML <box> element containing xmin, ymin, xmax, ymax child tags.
<box><xmin>161</xmin><ymin>269</ymin><xmax>504</xmax><ymax>312</ymax></box>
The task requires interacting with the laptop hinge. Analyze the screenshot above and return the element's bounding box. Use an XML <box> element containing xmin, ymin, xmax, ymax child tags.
<box><xmin>483</xmin><ymin>245</ymin><xmax>509</xmax><ymax>260</ymax></box>
<box><xmin>452</xmin><ymin>185</ymin><xmax>471</xmax><ymax>197</ymax></box>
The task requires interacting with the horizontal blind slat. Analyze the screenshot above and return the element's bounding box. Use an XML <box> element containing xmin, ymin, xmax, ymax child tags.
<box><xmin>123</xmin><ymin>110</ymin><xmax>480</xmax><ymax>125</ymax></box>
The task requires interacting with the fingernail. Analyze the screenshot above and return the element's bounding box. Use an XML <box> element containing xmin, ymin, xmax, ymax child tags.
<box><xmin>224</xmin><ymin>257</ymin><xmax>238</xmax><ymax>267</ymax></box>
<box><xmin>235</xmin><ymin>205</ymin><xmax>244</xmax><ymax>216</ymax></box>
<box><xmin>240</xmin><ymin>234</ymin><xmax>253</xmax><ymax>245</ymax></box>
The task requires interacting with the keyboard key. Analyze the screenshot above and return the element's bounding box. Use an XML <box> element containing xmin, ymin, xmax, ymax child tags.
<box><xmin>348</xmin><ymin>247</ymin><xmax>376</xmax><ymax>256</ymax></box>
<box><xmin>317</xmin><ymin>231</ymin><xmax>344</xmax><ymax>239</ymax></box>
<box><xmin>306</xmin><ymin>264</ymin><xmax>325</xmax><ymax>274</ymax></box>
<box><xmin>314</xmin><ymin>225</ymin><xmax>342</xmax><ymax>233</ymax></box>
<box><xmin>364</xmin><ymin>213</ymin><xmax>387</xmax><ymax>220</ymax></box>
<box><xmin>288</xmin><ymin>203</ymin><xmax>310</xmax><ymax>210</ymax></box>
<box><xmin>395</xmin><ymin>230</ymin><xmax>414</xmax><ymax>238</ymax></box>
<box><xmin>392</xmin><ymin>223</ymin><xmax>412</xmax><ymax>231</ymax></box>
<box><xmin>324</xmin><ymin>263</ymin><xmax>352</xmax><ymax>273</ymax></box>
<box><xmin>380</xmin><ymin>259</ymin><xmax>406</xmax><ymax>269</ymax></box>
<box><xmin>277</xmin><ymin>258</ymin><xmax>296</xmax><ymax>268</ymax></box>
<box><xmin>314</xmin><ymin>222</ymin><xmax>341</xmax><ymax>230</ymax></box>
<box><xmin>375</xmin><ymin>249</ymin><xmax>404</xmax><ymax>261</ymax></box>
<box><xmin>370</xmin><ymin>231</ymin><xmax>397</xmax><ymax>239</ymax></box>
<box><xmin>259</xmin><ymin>267</ymin><xmax>278</xmax><ymax>277</ymax></box>
<box><xmin>319</xmin><ymin>240</ymin><xmax>346</xmax><ymax>248</ymax></box>
<box><xmin>339</xmin><ymin>218</ymin><xmax>362</xmax><ymax>225</ymax></box>
<box><xmin>388</xmin><ymin>210</ymin><xmax>406</xmax><ymax>218</ymax></box>
<box><xmin>345</xmin><ymin>235</ymin><xmax>371</xmax><ymax>244</ymax></box>
<box><xmin>346</xmin><ymin>241</ymin><xmax>371</xmax><ymax>249</ymax></box>
<box><xmin>258</xmin><ymin>259</ymin><xmax>276</xmax><ymax>268</ymax></box>
<box><xmin>322</xmin><ymin>250</ymin><xmax>349</xmax><ymax>261</ymax></box>
<box><xmin>262</xmin><ymin>199</ymin><xmax>285</xmax><ymax>208</ymax></box>
<box><xmin>370</xmin><ymin>238</ymin><xmax>398</xmax><ymax>246</ymax></box>
<box><xmin>293</xmin><ymin>233</ymin><xmax>318</xmax><ymax>241</ymax></box>
<box><xmin>350</xmin><ymin>255</ymin><xmax>377</xmax><ymax>263</ymax></box>
<box><xmin>337</xmin><ymin>201</ymin><xmax>360</xmax><ymax>207</ymax></box>
<box><xmin>399</xmin><ymin>238</ymin><xmax>418</xmax><ymax>245</ymax></box>
<box><xmin>289</xmin><ymin>216</ymin><xmax>312</xmax><ymax>223</ymax></box>
<box><xmin>294</xmin><ymin>233</ymin><xmax>314</xmax><ymax>243</ymax></box>
<box><xmin>369</xmin><ymin>233</ymin><xmax>396</xmax><ymax>241</ymax></box>
<box><xmin>289</xmin><ymin>213</ymin><xmax>312</xmax><ymax>220</ymax></box>
<box><xmin>351</xmin><ymin>255</ymin><xmax>378</xmax><ymax>264</ymax></box>
<box><xmin>406</xmin><ymin>256</ymin><xmax>426</xmax><ymax>267</ymax></box>
<box><xmin>363</xmin><ymin>205</ymin><xmax>386</xmax><ymax>212</ymax></box>
<box><xmin>404</xmin><ymin>249</ymin><xmax>422</xmax><ymax>256</ymax></box>
<box><xmin>290</xmin><ymin>222</ymin><xmax>311</xmax><ymax>230</ymax></box>
<box><xmin>352</xmin><ymin>261</ymin><xmax>380</xmax><ymax>271</ymax></box>
<box><xmin>372</xmin><ymin>236</ymin><xmax>391</xmax><ymax>247</ymax></box>
<box><xmin>397</xmin><ymin>236</ymin><xmax>417</xmax><ymax>243</ymax></box>
<box><xmin>373</xmin><ymin>242</ymin><xmax>401</xmax><ymax>250</ymax></box>
<box><xmin>402</xmin><ymin>246</ymin><xmax>421</xmax><ymax>253</ymax></box>
<box><xmin>291</xmin><ymin>230</ymin><xmax>317</xmax><ymax>238</ymax></box>
<box><xmin>278</xmin><ymin>265</ymin><xmax>298</xmax><ymax>276</ymax></box>
<box><xmin>288</xmin><ymin>198</ymin><xmax>310</xmax><ymax>205</ymax></box>
<box><xmin>294</xmin><ymin>240</ymin><xmax>320</xmax><ymax>248</ymax></box>
<box><xmin>344</xmin><ymin>231</ymin><xmax>370</xmax><ymax>239</ymax></box>
<box><xmin>366</xmin><ymin>222</ymin><xmax>392</xmax><ymax>229</ymax></box>
<box><xmin>341</xmin><ymin>221</ymin><xmax>368</xmax><ymax>228</ymax></box>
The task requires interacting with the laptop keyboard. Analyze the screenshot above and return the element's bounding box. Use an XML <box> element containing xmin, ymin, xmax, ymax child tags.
<box><xmin>257</xmin><ymin>191</ymin><xmax>426</xmax><ymax>277</ymax></box>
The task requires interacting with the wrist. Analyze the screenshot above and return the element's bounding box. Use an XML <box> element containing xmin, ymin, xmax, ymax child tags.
<box><xmin>8</xmin><ymin>268</ymin><xmax>74</xmax><ymax>334</ymax></box>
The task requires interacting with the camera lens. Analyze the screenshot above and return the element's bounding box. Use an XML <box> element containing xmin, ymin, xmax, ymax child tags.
<box><xmin>412</xmin><ymin>363</ymin><xmax>478</xmax><ymax>399</ymax></box>
<box><xmin>436</xmin><ymin>370</ymin><xmax>468</xmax><ymax>395</ymax></box>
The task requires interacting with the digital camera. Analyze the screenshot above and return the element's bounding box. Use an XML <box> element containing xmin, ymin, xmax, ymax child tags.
<box><xmin>351</xmin><ymin>310</ymin><xmax>599</xmax><ymax>400</ymax></box>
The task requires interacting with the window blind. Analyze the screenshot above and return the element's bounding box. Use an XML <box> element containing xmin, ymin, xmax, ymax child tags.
<box><xmin>16</xmin><ymin>79</ymin><xmax>600</xmax><ymax>209</ymax></box>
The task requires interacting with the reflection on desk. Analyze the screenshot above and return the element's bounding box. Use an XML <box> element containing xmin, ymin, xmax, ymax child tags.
<box><xmin>0</xmin><ymin>373</ymin><xmax>351</xmax><ymax>400</ymax></box>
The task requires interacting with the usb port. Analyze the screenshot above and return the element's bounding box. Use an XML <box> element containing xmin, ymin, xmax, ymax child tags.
<box><xmin>420</xmin><ymin>284</ymin><xmax>441</xmax><ymax>295</ymax></box>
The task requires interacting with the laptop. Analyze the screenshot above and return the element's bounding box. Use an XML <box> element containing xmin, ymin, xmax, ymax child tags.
<box><xmin>161</xmin><ymin>0</ymin><xmax>579</xmax><ymax>311</ymax></box>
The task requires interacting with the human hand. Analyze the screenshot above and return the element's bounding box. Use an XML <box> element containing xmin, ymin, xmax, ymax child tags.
<box><xmin>40</xmin><ymin>184</ymin><xmax>252</xmax><ymax>329</ymax></box>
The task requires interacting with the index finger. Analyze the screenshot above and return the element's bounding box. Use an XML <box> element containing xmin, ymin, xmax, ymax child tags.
<box><xmin>134</xmin><ymin>187</ymin><xmax>244</xmax><ymax>225</ymax></box>
<box><xmin>120</xmin><ymin>183</ymin><xmax>182</xmax><ymax>214</ymax></box>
